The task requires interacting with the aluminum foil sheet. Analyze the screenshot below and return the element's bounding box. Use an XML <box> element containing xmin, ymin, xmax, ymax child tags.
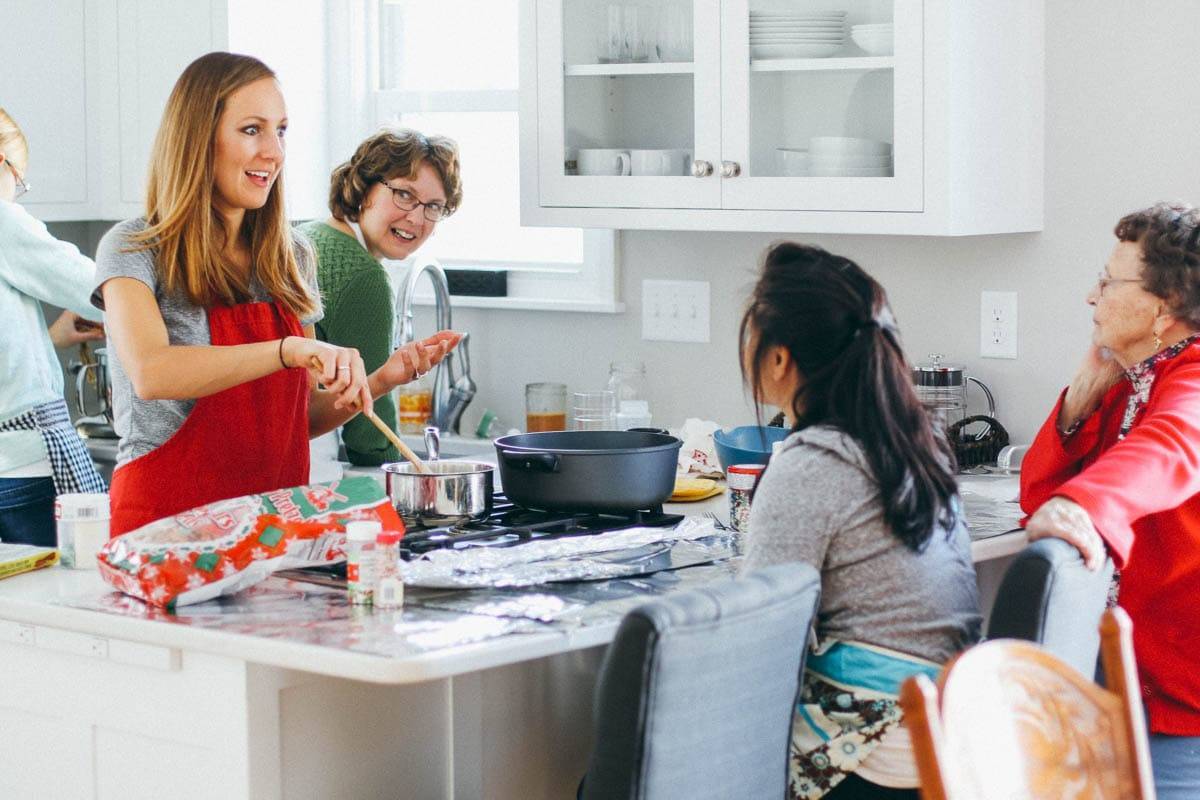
<box><xmin>960</xmin><ymin>490</ymin><xmax>1024</xmax><ymax>540</ymax></box>
<box><xmin>397</xmin><ymin>517</ymin><xmax>727</xmax><ymax>588</ymax></box>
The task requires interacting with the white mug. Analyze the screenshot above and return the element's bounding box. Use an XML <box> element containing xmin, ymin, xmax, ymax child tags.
<box><xmin>577</xmin><ymin>148</ymin><xmax>632</xmax><ymax>176</ymax></box>
<box><xmin>630</xmin><ymin>148</ymin><xmax>691</xmax><ymax>176</ymax></box>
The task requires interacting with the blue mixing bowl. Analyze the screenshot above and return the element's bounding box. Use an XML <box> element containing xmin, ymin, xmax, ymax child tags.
<box><xmin>712</xmin><ymin>425</ymin><xmax>792</xmax><ymax>472</ymax></box>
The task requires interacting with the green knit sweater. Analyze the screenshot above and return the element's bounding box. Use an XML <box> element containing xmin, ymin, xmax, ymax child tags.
<box><xmin>298</xmin><ymin>221</ymin><xmax>399</xmax><ymax>465</ymax></box>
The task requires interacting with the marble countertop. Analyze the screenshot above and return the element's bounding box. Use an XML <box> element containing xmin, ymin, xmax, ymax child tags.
<box><xmin>2</xmin><ymin>460</ymin><xmax>1024</xmax><ymax>686</ymax></box>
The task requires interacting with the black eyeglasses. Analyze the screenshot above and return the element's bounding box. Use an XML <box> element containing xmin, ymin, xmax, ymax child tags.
<box><xmin>381</xmin><ymin>181</ymin><xmax>450</xmax><ymax>222</ymax></box>
<box><xmin>4</xmin><ymin>159</ymin><xmax>29</xmax><ymax>199</ymax></box>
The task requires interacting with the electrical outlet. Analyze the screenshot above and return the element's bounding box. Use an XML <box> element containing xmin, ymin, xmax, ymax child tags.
<box><xmin>642</xmin><ymin>280</ymin><xmax>710</xmax><ymax>342</ymax></box>
<box><xmin>980</xmin><ymin>291</ymin><xmax>1018</xmax><ymax>359</ymax></box>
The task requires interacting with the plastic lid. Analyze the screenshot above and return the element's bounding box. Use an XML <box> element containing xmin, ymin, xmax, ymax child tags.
<box><xmin>727</xmin><ymin>464</ymin><xmax>765</xmax><ymax>491</ymax></box>
<box><xmin>55</xmin><ymin>493</ymin><xmax>110</xmax><ymax>521</ymax></box>
<box><xmin>376</xmin><ymin>530</ymin><xmax>402</xmax><ymax>545</ymax></box>
<box><xmin>345</xmin><ymin>520</ymin><xmax>383</xmax><ymax>542</ymax></box>
<box><xmin>727</xmin><ymin>464</ymin><xmax>766</xmax><ymax>475</ymax></box>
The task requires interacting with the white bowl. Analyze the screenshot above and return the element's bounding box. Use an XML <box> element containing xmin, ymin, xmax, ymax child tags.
<box><xmin>809</xmin><ymin>165</ymin><xmax>893</xmax><ymax>177</ymax></box>
<box><xmin>851</xmin><ymin>30</ymin><xmax>893</xmax><ymax>55</ymax></box>
<box><xmin>750</xmin><ymin>12</ymin><xmax>846</xmax><ymax>19</ymax></box>
<box><xmin>810</xmin><ymin>154</ymin><xmax>893</xmax><ymax>168</ymax></box>
<box><xmin>775</xmin><ymin>148</ymin><xmax>810</xmax><ymax>176</ymax></box>
<box><xmin>751</xmin><ymin>34</ymin><xmax>847</xmax><ymax>42</ymax></box>
<box><xmin>751</xmin><ymin>42</ymin><xmax>843</xmax><ymax>59</ymax></box>
<box><xmin>851</xmin><ymin>23</ymin><xmax>894</xmax><ymax>29</ymax></box>
<box><xmin>808</xmin><ymin>136</ymin><xmax>893</xmax><ymax>155</ymax></box>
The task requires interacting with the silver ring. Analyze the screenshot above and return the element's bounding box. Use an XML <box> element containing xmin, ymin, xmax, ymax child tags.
<box><xmin>337</xmin><ymin>366</ymin><xmax>350</xmax><ymax>372</ymax></box>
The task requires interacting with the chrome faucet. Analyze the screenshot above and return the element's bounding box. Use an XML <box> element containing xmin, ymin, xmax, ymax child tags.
<box><xmin>395</xmin><ymin>257</ymin><xmax>475</xmax><ymax>434</ymax></box>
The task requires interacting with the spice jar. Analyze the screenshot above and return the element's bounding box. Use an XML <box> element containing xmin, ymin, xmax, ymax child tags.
<box><xmin>726</xmin><ymin>464</ymin><xmax>765</xmax><ymax>533</ymax></box>
<box><xmin>374</xmin><ymin>529</ymin><xmax>405</xmax><ymax>609</ymax></box>
<box><xmin>345</xmin><ymin>520</ymin><xmax>381</xmax><ymax>605</ymax></box>
<box><xmin>55</xmin><ymin>493</ymin><xmax>111</xmax><ymax>569</ymax></box>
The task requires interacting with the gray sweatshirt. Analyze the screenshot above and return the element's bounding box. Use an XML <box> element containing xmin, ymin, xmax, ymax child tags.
<box><xmin>742</xmin><ymin>425</ymin><xmax>981</xmax><ymax>664</ymax></box>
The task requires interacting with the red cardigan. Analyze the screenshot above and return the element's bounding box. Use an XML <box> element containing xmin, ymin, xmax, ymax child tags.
<box><xmin>1022</xmin><ymin>343</ymin><xmax>1200</xmax><ymax>735</ymax></box>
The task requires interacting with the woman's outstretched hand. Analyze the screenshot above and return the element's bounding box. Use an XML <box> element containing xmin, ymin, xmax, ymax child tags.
<box><xmin>1025</xmin><ymin>496</ymin><xmax>1107</xmax><ymax>571</ymax></box>
<box><xmin>376</xmin><ymin>330</ymin><xmax>464</xmax><ymax>389</ymax></box>
<box><xmin>1059</xmin><ymin>344</ymin><xmax>1124</xmax><ymax>434</ymax></box>
<box><xmin>281</xmin><ymin>335</ymin><xmax>373</xmax><ymax>416</ymax></box>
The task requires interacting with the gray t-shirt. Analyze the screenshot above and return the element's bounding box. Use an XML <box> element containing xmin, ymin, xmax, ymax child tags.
<box><xmin>741</xmin><ymin>425</ymin><xmax>981</xmax><ymax>664</ymax></box>
<box><xmin>92</xmin><ymin>218</ymin><xmax>322</xmax><ymax>466</ymax></box>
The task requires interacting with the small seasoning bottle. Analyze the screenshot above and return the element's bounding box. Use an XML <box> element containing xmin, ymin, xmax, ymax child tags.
<box><xmin>373</xmin><ymin>530</ymin><xmax>405</xmax><ymax>609</ymax></box>
<box><xmin>345</xmin><ymin>520</ymin><xmax>381</xmax><ymax>605</ymax></box>
<box><xmin>727</xmin><ymin>464</ymin><xmax>766</xmax><ymax>532</ymax></box>
<box><xmin>55</xmin><ymin>493</ymin><xmax>111</xmax><ymax>569</ymax></box>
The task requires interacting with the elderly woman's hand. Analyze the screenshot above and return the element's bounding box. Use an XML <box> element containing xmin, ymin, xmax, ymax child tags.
<box><xmin>1025</xmin><ymin>496</ymin><xmax>1107</xmax><ymax>571</ymax></box>
<box><xmin>1059</xmin><ymin>345</ymin><xmax>1124</xmax><ymax>434</ymax></box>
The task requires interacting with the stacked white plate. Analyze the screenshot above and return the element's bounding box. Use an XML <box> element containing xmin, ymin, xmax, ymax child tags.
<box><xmin>850</xmin><ymin>22</ymin><xmax>893</xmax><ymax>56</ymax></box>
<box><xmin>808</xmin><ymin>136</ymin><xmax>893</xmax><ymax>177</ymax></box>
<box><xmin>749</xmin><ymin>10</ymin><xmax>847</xmax><ymax>60</ymax></box>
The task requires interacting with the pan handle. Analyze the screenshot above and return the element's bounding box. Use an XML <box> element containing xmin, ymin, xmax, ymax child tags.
<box><xmin>499</xmin><ymin>450</ymin><xmax>561</xmax><ymax>473</ymax></box>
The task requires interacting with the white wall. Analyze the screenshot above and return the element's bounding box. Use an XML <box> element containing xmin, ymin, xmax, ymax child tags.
<box><xmin>437</xmin><ymin>1</ymin><xmax>1200</xmax><ymax>444</ymax></box>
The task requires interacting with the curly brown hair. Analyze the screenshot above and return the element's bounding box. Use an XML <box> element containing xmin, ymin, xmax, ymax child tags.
<box><xmin>328</xmin><ymin>128</ymin><xmax>462</xmax><ymax>223</ymax></box>
<box><xmin>1115</xmin><ymin>202</ymin><xmax>1200</xmax><ymax>326</ymax></box>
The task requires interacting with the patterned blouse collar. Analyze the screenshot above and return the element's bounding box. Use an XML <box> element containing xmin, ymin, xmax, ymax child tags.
<box><xmin>1119</xmin><ymin>333</ymin><xmax>1200</xmax><ymax>438</ymax></box>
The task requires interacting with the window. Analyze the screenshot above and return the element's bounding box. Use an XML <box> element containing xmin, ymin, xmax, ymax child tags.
<box><xmin>368</xmin><ymin>0</ymin><xmax>621</xmax><ymax>312</ymax></box>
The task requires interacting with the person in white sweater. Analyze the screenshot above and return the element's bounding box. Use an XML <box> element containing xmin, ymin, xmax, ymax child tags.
<box><xmin>0</xmin><ymin>107</ymin><xmax>106</xmax><ymax>546</ymax></box>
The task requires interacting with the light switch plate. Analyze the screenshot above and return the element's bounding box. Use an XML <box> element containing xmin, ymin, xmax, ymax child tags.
<box><xmin>642</xmin><ymin>280</ymin><xmax>710</xmax><ymax>342</ymax></box>
<box><xmin>980</xmin><ymin>290</ymin><xmax>1018</xmax><ymax>359</ymax></box>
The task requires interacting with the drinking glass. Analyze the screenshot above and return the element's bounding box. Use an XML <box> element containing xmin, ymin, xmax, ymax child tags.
<box><xmin>597</xmin><ymin>5</ymin><xmax>622</xmax><ymax>63</ymax></box>
<box><xmin>571</xmin><ymin>390</ymin><xmax>618</xmax><ymax>431</ymax></box>
<box><xmin>656</xmin><ymin>4</ymin><xmax>692</xmax><ymax>62</ymax></box>
<box><xmin>526</xmin><ymin>382</ymin><xmax>568</xmax><ymax>432</ymax></box>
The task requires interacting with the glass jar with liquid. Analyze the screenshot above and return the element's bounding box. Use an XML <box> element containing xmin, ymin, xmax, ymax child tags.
<box><xmin>397</xmin><ymin>373</ymin><xmax>433</xmax><ymax>434</ymax></box>
<box><xmin>525</xmin><ymin>382</ymin><xmax>567</xmax><ymax>432</ymax></box>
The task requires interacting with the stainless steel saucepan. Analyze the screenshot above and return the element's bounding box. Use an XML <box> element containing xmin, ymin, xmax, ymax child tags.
<box><xmin>381</xmin><ymin>460</ymin><xmax>494</xmax><ymax>527</ymax></box>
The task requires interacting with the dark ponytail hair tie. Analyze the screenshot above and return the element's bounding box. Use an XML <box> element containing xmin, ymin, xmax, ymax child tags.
<box><xmin>853</xmin><ymin>319</ymin><xmax>881</xmax><ymax>339</ymax></box>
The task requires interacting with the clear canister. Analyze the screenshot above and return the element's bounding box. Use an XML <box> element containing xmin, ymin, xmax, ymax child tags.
<box><xmin>726</xmin><ymin>464</ymin><xmax>765</xmax><ymax>532</ymax></box>
<box><xmin>55</xmin><ymin>493</ymin><xmax>110</xmax><ymax>569</ymax></box>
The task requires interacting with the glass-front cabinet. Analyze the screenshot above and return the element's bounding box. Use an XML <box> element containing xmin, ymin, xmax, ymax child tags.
<box><xmin>536</xmin><ymin>0</ymin><xmax>722</xmax><ymax>209</ymax></box>
<box><xmin>520</xmin><ymin>0</ymin><xmax>1044</xmax><ymax>235</ymax></box>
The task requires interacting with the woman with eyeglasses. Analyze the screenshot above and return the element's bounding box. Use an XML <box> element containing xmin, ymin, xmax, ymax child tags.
<box><xmin>1022</xmin><ymin>203</ymin><xmax>1200</xmax><ymax>799</ymax></box>
<box><xmin>92</xmin><ymin>53</ymin><xmax>454</xmax><ymax>536</ymax></box>
<box><xmin>298</xmin><ymin>129</ymin><xmax>462</xmax><ymax>477</ymax></box>
<box><xmin>738</xmin><ymin>243</ymin><xmax>980</xmax><ymax>799</ymax></box>
<box><xmin>0</xmin><ymin>106</ymin><xmax>107</xmax><ymax>546</ymax></box>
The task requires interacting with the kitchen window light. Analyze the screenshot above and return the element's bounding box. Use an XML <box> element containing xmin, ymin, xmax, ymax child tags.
<box><xmin>366</xmin><ymin>0</ymin><xmax>621</xmax><ymax>313</ymax></box>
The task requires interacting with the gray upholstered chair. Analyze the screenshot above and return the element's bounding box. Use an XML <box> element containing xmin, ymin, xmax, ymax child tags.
<box><xmin>985</xmin><ymin>537</ymin><xmax>1115</xmax><ymax>677</ymax></box>
<box><xmin>580</xmin><ymin>563</ymin><xmax>822</xmax><ymax>800</ymax></box>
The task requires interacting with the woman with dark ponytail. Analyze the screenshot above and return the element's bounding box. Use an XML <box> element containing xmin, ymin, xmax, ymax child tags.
<box><xmin>739</xmin><ymin>242</ymin><xmax>981</xmax><ymax>800</ymax></box>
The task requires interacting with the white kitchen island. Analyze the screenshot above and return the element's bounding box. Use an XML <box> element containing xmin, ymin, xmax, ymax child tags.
<box><xmin>0</xmin><ymin>475</ymin><xmax>1024</xmax><ymax>800</ymax></box>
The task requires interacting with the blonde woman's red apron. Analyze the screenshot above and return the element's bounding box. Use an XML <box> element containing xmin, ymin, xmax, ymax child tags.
<box><xmin>109</xmin><ymin>301</ymin><xmax>309</xmax><ymax>536</ymax></box>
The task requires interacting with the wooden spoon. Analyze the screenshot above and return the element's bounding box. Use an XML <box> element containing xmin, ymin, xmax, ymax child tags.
<box><xmin>308</xmin><ymin>356</ymin><xmax>432</xmax><ymax>474</ymax></box>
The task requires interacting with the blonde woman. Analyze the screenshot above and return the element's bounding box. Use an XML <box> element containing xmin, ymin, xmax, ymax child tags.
<box><xmin>94</xmin><ymin>52</ymin><xmax>442</xmax><ymax>535</ymax></box>
<box><xmin>0</xmin><ymin>107</ymin><xmax>106</xmax><ymax>546</ymax></box>
<box><xmin>300</xmin><ymin>129</ymin><xmax>462</xmax><ymax>473</ymax></box>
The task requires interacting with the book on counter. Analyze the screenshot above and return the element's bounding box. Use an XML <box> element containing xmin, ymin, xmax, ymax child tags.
<box><xmin>0</xmin><ymin>543</ymin><xmax>59</xmax><ymax>580</ymax></box>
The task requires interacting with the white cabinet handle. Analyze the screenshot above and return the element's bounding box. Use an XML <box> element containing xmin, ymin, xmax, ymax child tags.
<box><xmin>691</xmin><ymin>159</ymin><xmax>714</xmax><ymax>178</ymax></box>
<box><xmin>720</xmin><ymin>161</ymin><xmax>742</xmax><ymax>178</ymax></box>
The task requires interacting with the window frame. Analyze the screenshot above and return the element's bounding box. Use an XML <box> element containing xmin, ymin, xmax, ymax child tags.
<box><xmin>327</xmin><ymin>0</ymin><xmax>622</xmax><ymax>313</ymax></box>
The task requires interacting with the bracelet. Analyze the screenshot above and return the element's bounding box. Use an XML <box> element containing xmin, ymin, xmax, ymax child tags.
<box><xmin>278</xmin><ymin>336</ymin><xmax>289</xmax><ymax>369</ymax></box>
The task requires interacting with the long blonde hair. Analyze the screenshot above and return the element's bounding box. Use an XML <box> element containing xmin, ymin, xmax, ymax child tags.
<box><xmin>0</xmin><ymin>107</ymin><xmax>29</xmax><ymax>170</ymax></box>
<box><xmin>129</xmin><ymin>52</ymin><xmax>316</xmax><ymax>318</ymax></box>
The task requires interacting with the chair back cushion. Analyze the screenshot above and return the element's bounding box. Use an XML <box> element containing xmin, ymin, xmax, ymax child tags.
<box><xmin>985</xmin><ymin>538</ymin><xmax>1114</xmax><ymax>676</ymax></box>
<box><xmin>582</xmin><ymin>563</ymin><xmax>821</xmax><ymax>800</ymax></box>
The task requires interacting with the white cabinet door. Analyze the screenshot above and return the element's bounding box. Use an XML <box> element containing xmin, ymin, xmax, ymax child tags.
<box><xmin>719</xmin><ymin>0</ymin><xmax>923</xmax><ymax>212</ymax></box>
<box><xmin>116</xmin><ymin>0</ymin><xmax>229</xmax><ymax>212</ymax></box>
<box><xmin>534</xmin><ymin>0</ymin><xmax>722</xmax><ymax>209</ymax></box>
<box><xmin>7</xmin><ymin>0</ymin><xmax>94</xmax><ymax>215</ymax></box>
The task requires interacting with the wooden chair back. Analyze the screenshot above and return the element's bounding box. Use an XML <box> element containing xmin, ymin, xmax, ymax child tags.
<box><xmin>900</xmin><ymin>608</ymin><xmax>1156</xmax><ymax>800</ymax></box>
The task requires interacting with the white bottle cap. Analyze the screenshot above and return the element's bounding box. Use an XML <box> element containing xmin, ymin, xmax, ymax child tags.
<box><xmin>345</xmin><ymin>520</ymin><xmax>383</xmax><ymax>542</ymax></box>
<box><xmin>55</xmin><ymin>493</ymin><xmax>110</xmax><ymax>521</ymax></box>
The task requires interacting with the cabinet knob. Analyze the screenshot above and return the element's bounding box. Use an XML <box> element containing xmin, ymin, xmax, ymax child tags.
<box><xmin>691</xmin><ymin>159</ymin><xmax>714</xmax><ymax>178</ymax></box>
<box><xmin>720</xmin><ymin>160</ymin><xmax>742</xmax><ymax>178</ymax></box>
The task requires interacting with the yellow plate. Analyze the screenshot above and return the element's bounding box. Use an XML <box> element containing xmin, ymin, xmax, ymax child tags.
<box><xmin>670</xmin><ymin>483</ymin><xmax>725</xmax><ymax>502</ymax></box>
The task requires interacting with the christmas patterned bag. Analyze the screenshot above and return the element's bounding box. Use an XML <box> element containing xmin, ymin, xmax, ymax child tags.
<box><xmin>97</xmin><ymin>477</ymin><xmax>402</xmax><ymax>610</ymax></box>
